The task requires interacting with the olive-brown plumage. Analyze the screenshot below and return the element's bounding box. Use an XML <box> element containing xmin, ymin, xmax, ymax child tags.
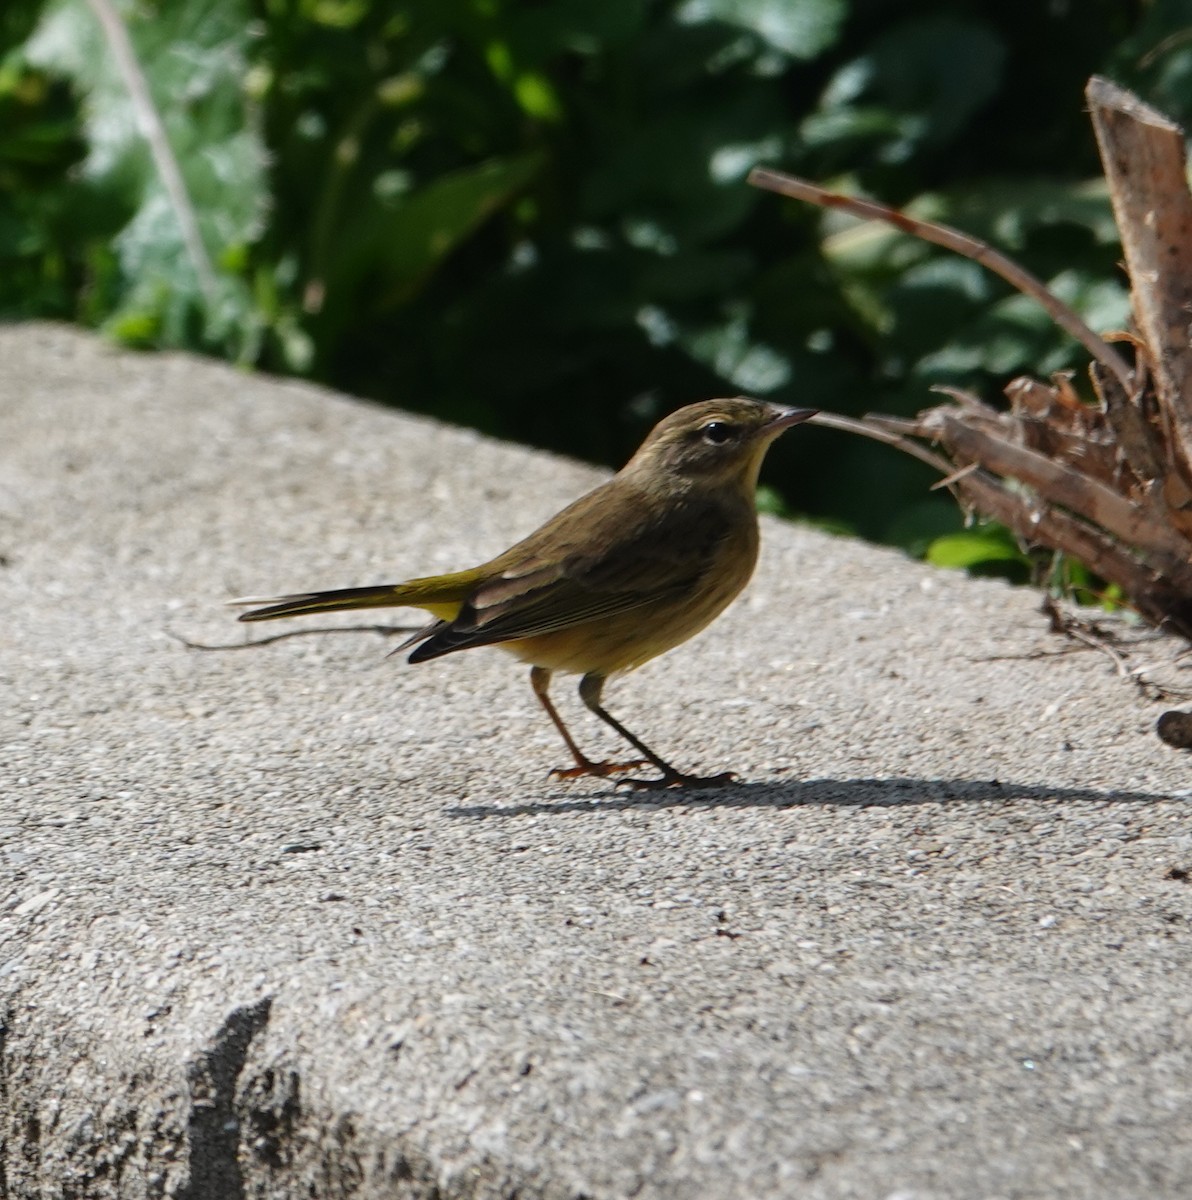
<box><xmin>237</xmin><ymin>397</ymin><xmax>815</xmax><ymax>788</ymax></box>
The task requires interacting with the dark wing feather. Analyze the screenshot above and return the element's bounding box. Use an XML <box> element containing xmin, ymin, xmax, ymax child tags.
<box><xmin>408</xmin><ymin>483</ymin><xmax>738</xmax><ymax>663</ymax></box>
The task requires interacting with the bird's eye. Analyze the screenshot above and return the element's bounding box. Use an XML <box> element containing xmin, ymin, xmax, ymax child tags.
<box><xmin>701</xmin><ymin>421</ymin><xmax>734</xmax><ymax>445</ymax></box>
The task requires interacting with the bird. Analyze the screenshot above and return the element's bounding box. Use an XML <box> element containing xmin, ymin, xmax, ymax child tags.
<box><xmin>235</xmin><ymin>398</ymin><xmax>816</xmax><ymax>789</ymax></box>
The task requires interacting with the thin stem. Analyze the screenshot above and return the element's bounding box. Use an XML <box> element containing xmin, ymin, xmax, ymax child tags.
<box><xmin>748</xmin><ymin>166</ymin><xmax>1137</xmax><ymax>400</ymax></box>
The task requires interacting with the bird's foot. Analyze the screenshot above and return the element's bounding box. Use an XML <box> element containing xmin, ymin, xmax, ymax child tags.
<box><xmin>548</xmin><ymin>757</ymin><xmax>649</xmax><ymax>781</ymax></box>
<box><xmin>616</xmin><ymin>769</ymin><xmax>738</xmax><ymax>792</ymax></box>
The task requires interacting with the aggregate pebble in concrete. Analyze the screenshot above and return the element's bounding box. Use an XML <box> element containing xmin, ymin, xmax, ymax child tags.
<box><xmin>2</xmin><ymin>323</ymin><xmax>1191</xmax><ymax>1198</ymax></box>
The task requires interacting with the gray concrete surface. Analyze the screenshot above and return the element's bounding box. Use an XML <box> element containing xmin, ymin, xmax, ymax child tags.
<box><xmin>2</xmin><ymin>322</ymin><xmax>1191</xmax><ymax>1199</ymax></box>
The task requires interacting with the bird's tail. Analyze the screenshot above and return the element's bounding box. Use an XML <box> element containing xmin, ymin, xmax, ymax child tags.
<box><xmin>232</xmin><ymin>571</ymin><xmax>482</xmax><ymax>623</ymax></box>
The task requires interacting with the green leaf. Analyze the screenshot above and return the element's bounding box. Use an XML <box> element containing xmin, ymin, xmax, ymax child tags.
<box><xmin>754</xmin><ymin>483</ymin><xmax>791</xmax><ymax>517</ymax></box>
<box><xmin>822</xmin><ymin>178</ymin><xmax>1119</xmax><ymax>275</ymax></box>
<box><xmin>1109</xmin><ymin>1</ymin><xmax>1192</xmax><ymax>127</ymax></box>
<box><xmin>676</xmin><ymin>305</ymin><xmax>792</xmax><ymax>394</ymax></box>
<box><xmin>675</xmin><ymin>0</ymin><xmax>847</xmax><ymax>60</ymax></box>
<box><xmin>496</xmin><ymin>0</ymin><xmax>648</xmax><ymax>62</ymax></box>
<box><xmin>916</xmin><ymin>267</ymin><xmax>1130</xmax><ymax>381</ymax></box>
<box><xmin>325</xmin><ymin>151</ymin><xmax>543</xmax><ymax>310</ymax></box>
<box><xmin>23</xmin><ymin>0</ymin><xmax>267</xmax><ymax>351</ymax></box>
<box><xmin>581</xmin><ymin>88</ymin><xmax>785</xmax><ymax>243</ymax></box>
<box><xmin>926</xmin><ymin>530</ymin><xmax>1026</xmax><ymax>570</ymax></box>
<box><xmin>806</xmin><ymin>16</ymin><xmax>1005</xmax><ymax>164</ymax></box>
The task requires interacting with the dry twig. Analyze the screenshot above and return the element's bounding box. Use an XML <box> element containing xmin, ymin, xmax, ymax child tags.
<box><xmin>749</xmin><ymin>77</ymin><xmax>1192</xmax><ymax>644</ymax></box>
<box><xmin>747</xmin><ymin>166</ymin><xmax>1136</xmax><ymax>398</ymax></box>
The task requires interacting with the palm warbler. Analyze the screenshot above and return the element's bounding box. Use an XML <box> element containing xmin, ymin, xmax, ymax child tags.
<box><xmin>236</xmin><ymin>398</ymin><xmax>815</xmax><ymax>788</ymax></box>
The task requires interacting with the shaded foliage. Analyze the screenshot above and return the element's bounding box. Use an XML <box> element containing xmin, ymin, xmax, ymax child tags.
<box><xmin>2</xmin><ymin>0</ymin><xmax>1189</xmax><ymax>554</ymax></box>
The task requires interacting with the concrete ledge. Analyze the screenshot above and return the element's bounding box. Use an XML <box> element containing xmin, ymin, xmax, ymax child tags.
<box><xmin>2</xmin><ymin>323</ymin><xmax>1190</xmax><ymax>1197</ymax></box>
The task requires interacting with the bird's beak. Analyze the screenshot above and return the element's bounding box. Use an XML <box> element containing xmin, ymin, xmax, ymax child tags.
<box><xmin>762</xmin><ymin>406</ymin><xmax>818</xmax><ymax>437</ymax></box>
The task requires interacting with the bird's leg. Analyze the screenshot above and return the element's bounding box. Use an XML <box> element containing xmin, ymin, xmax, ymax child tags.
<box><xmin>530</xmin><ymin>667</ymin><xmax>646</xmax><ymax>779</ymax></box>
<box><xmin>577</xmin><ymin>673</ymin><xmax>736</xmax><ymax>791</ymax></box>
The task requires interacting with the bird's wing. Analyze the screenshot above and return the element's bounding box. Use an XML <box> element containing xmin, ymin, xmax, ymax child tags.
<box><xmin>407</xmin><ymin>487</ymin><xmax>733</xmax><ymax>662</ymax></box>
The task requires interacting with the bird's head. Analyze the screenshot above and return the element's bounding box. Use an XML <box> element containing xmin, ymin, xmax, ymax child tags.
<box><xmin>624</xmin><ymin>398</ymin><xmax>817</xmax><ymax>496</ymax></box>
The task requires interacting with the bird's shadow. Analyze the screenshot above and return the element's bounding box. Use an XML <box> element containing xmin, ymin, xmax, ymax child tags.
<box><xmin>445</xmin><ymin>775</ymin><xmax>1184</xmax><ymax>819</ymax></box>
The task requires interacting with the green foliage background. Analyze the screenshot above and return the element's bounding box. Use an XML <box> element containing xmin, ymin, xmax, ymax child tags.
<box><xmin>3</xmin><ymin>0</ymin><xmax>1191</xmax><ymax>553</ymax></box>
